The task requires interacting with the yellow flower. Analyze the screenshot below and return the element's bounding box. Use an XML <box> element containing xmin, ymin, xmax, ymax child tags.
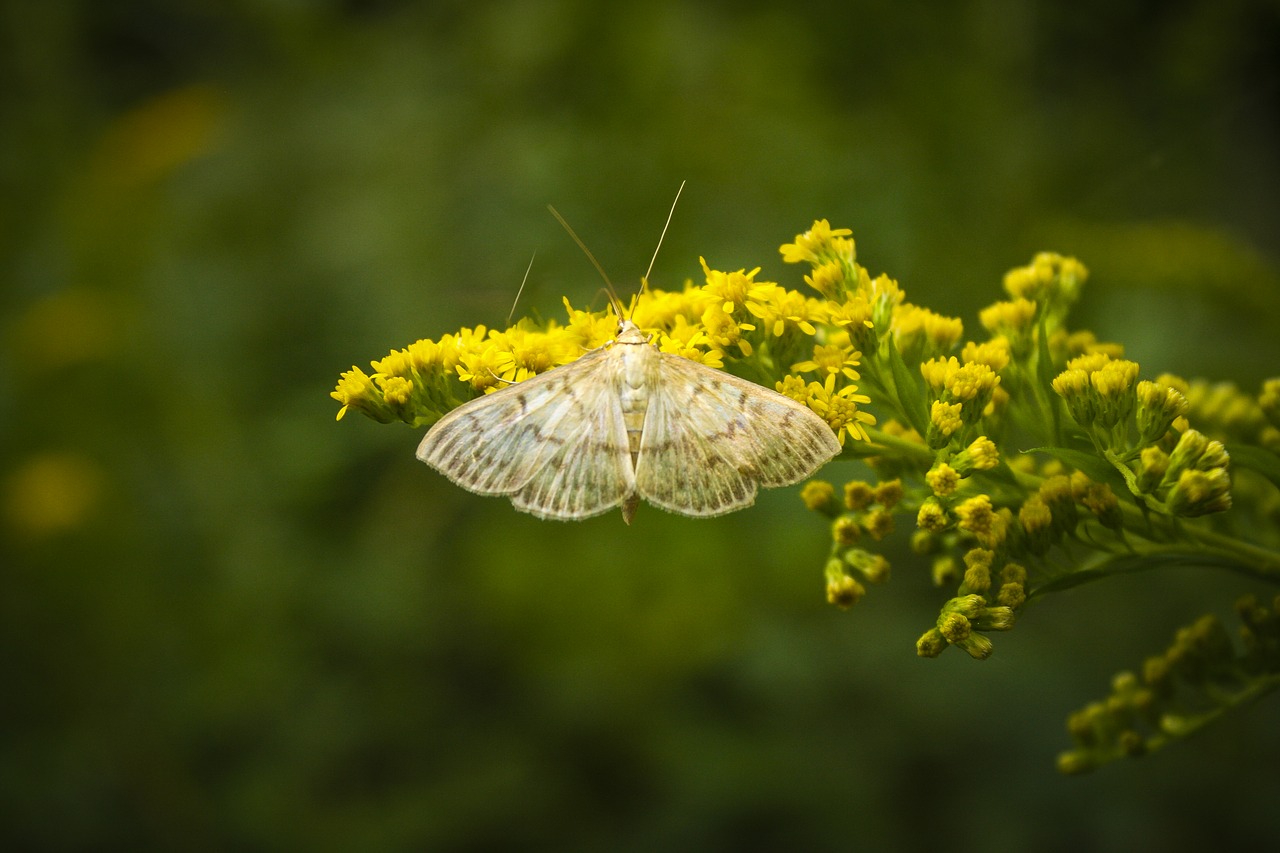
<box><xmin>930</xmin><ymin>400</ymin><xmax>964</xmax><ymax>438</ymax></box>
<box><xmin>833</xmin><ymin>516</ymin><xmax>862</xmax><ymax>546</ymax></box>
<box><xmin>456</xmin><ymin>344</ymin><xmax>508</xmax><ymax>393</ymax></box>
<box><xmin>826</xmin><ymin>293</ymin><xmax>878</xmax><ymax>352</ymax></box>
<box><xmin>1003</xmin><ymin>252</ymin><xmax>1087</xmax><ymax>308</ymax></box>
<box><xmin>1078</xmin><ymin>479</ymin><xmax>1123</xmax><ymax>529</ymax></box>
<box><xmin>1019</xmin><ymin>494</ymin><xmax>1053</xmax><ymax>554</ymax></box>
<box><xmin>979</xmin><ymin>298</ymin><xmax>1037</xmax><ymax>334</ymax></box>
<box><xmin>1162</xmin><ymin>429</ymin><xmax>1230</xmax><ymax>484</ymax></box>
<box><xmin>370</xmin><ymin>347</ymin><xmax>413</xmax><ymax>378</ymax></box>
<box><xmin>332</xmin><ymin>365</ymin><xmax>381</xmax><ymax>421</ymax></box>
<box><xmin>804</xmin><ymin>260</ymin><xmax>846</xmax><ymax>299</ymax></box>
<box><xmin>953</xmin><ymin>436</ymin><xmax>999</xmax><ymax>474</ymax></box>
<box><xmin>800</xmin><ymin>480</ymin><xmax>838</xmax><ymax>515</ymax></box>
<box><xmin>916</xmin><ymin>627</ymin><xmax>949</xmax><ymax>657</ymax></box>
<box><xmin>858</xmin><ymin>552</ymin><xmax>891</xmax><ymax>584</ymax></box>
<box><xmin>780</xmin><ymin>219</ymin><xmax>854</xmax><ymax>265</ymax></box>
<box><xmin>1058</xmin><ymin>329</ymin><xmax>1124</xmax><ymax>361</ymax></box>
<box><xmin>923</xmin><ymin>310</ymin><xmax>965</xmax><ymax>351</ymax></box>
<box><xmin>964</xmin><ymin>547</ymin><xmax>994</xmax><ymax>572</ymax></box>
<box><xmin>1087</xmin><ymin>360</ymin><xmax>1141</xmax><ymax>431</ymax></box>
<box><xmin>826</xmin><ymin>572</ymin><xmax>864</xmax><ymax>609</ymax></box>
<box><xmin>946</xmin><ymin>362</ymin><xmax>1000</xmax><ymax>406</ymax></box>
<box><xmin>1038</xmin><ymin>474</ymin><xmax>1078</xmax><ymax>533</ymax></box>
<box><xmin>844</xmin><ymin>480</ymin><xmax>875</xmax><ymax>511</ymax></box>
<box><xmin>955</xmin><ymin>494</ymin><xmax>1007</xmax><ymax>547</ymax></box>
<box><xmin>892</xmin><ymin>304</ymin><xmax>963</xmax><ymax>361</ymax></box>
<box><xmin>1090</xmin><ymin>359</ymin><xmax>1139</xmax><ymax>400</ymax></box>
<box><xmin>926</xmin><ymin>463</ymin><xmax>961</xmax><ymax>497</ymax></box>
<box><xmin>746</xmin><ymin>286</ymin><xmax>823</xmax><ymax>337</ymax></box>
<box><xmin>395</xmin><ymin>338</ymin><xmax>437</xmax><ymax>375</ymax></box>
<box><xmin>921</xmin><ymin>356</ymin><xmax>960</xmax><ymax>399</ymax></box>
<box><xmin>868</xmin><ymin>273</ymin><xmax>904</xmax><ymax>310</ymax></box>
<box><xmin>562</xmin><ymin>298</ymin><xmax>619</xmax><ymax>350</ymax></box>
<box><xmin>997</xmin><ymin>563</ymin><xmax>1027</xmax><ymax>609</ymax></box>
<box><xmin>1166</xmin><ymin>468</ymin><xmax>1233</xmax><ymax>517</ymax></box>
<box><xmin>631</xmin><ymin>286</ymin><xmax>703</xmax><ymax>331</ymax></box>
<box><xmin>427</xmin><ymin>326</ymin><xmax>486</xmax><ymax>375</ymax></box>
<box><xmin>919</xmin><ymin>358</ymin><xmax>1001</xmax><ymax>423</ymax></box>
<box><xmin>380</xmin><ymin>375</ymin><xmax>413</xmax><ymax>408</ymax></box>
<box><xmin>493</xmin><ymin>326</ymin><xmax>576</xmax><ymax>382</ymax></box>
<box><xmin>934</xmin><ymin>599</ymin><xmax>997</xmax><ymax>660</ymax></box>
<box><xmin>1052</xmin><ymin>367</ymin><xmax>1090</xmax><ymax>396</ymax></box>
<box><xmin>1136</xmin><ymin>380</ymin><xmax>1189</xmax><ymax>444</ymax></box>
<box><xmin>961</xmin><ymin>338</ymin><xmax>1011</xmax><ymax>373</ymax></box>
<box><xmin>776</xmin><ymin>374</ymin><xmax>809</xmax><ymax>404</ymax></box>
<box><xmin>699</xmin><ymin>257</ymin><xmax>776</xmax><ymax>315</ymax></box>
<box><xmin>1137</xmin><ymin>445</ymin><xmax>1171</xmax><ymax>494</ymax></box>
<box><xmin>1054</xmin><ymin>354</ymin><xmax>1141</xmax><ymax>434</ymax></box>
<box><xmin>865</xmin><ymin>508</ymin><xmax>895</xmax><ymax>540</ymax></box>
<box><xmin>1066</xmin><ymin>352</ymin><xmax>1113</xmax><ymax>374</ymax></box>
<box><xmin>825</xmin><ymin>294</ymin><xmax>873</xmax><ymax>327</ymax></box>
<box><xmin>806</xmin><ymin>374</ymin><xmax>875</xmax><ymax>444</ymax></box>
<box><xmin>700</xmin><ymin>303</ymin><xmax>755</xmax><ymax>356</ymax></box>
<box><xmin>979</xmin><ymin>298</ymin><xmax>1038</xmax><ymax>357</ymax></box>
<box><xmin>1052</xmin><ymin>367</ymin><xmax>1096</xmax><ymax>426</ymax></box>
<box><xmin>790</xmin><ymin>341</ymin><xmax>862</xmax><ymax>381</ymax></box>
<box><xmin>656</xmin><ymin>316</ymin><xmax>725</xmax><ymax>367</ymax></box>
<box><xmin>873</xmin><ymin>478</ymin><xmax>903</xmax><ymax>509</ymax></box>
<box><xmin>961</xmin><ymin>560</ymin><xmax>991</xmax><ymax>596</ymax></box>
<box><xmin>917</xmin><ymin>498</ymin><xmax>949</xmax><ymax>532</ymax></box>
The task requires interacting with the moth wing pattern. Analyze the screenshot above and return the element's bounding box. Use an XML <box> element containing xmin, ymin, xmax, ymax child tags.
<box><xmin>417</xmin><ymin>347</ymin><xmax>634</xmax><ymax>519</ymax></box>
<box><xmin>634</xmin><ymin>353</ymin><xmax>841</xmax><ymax>517</ymax></box>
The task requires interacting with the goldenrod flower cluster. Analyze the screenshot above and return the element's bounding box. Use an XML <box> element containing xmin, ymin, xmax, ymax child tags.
<box><xmin>790</xmin><ymin>228</ymin><xmax>1280</xmax><ymax>771</ymax></box>
<box><xmin>1058</xmin><ymin>593</ymin><xmax>1280</xmax><ymax>774</ymax></box>
<box><xmin>334</xmin><ymin>220</ymin><xmax>1280</xmax><ymax>772</ymax></box>
<box><xmin>333</xmin><ymin>222</ymin><xmax>878</xmax><ymax>446</ymax></box>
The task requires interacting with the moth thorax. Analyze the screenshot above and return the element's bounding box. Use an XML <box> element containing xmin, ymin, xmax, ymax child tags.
<box><xmin>616</xmin><ymin>343</ymin><xmax>655</xmax><ymax>464</ymax></box>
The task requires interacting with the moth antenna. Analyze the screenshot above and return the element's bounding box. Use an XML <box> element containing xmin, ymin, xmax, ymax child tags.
<box><xmin>548</xmin><ymin>204</ymin><xmax>625</xmax><ymax>319</ymax></box>
<box><xmin>639</xmin><ymin>180</ymin><xmax>686</xmax><ymax>299</ymax></box>
<box><xmin>506</xmin><ymin>251</ymin><xmax>537</xmax><ymax>328</ymax></box>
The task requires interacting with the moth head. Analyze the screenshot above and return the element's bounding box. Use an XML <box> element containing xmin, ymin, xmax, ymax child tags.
<box><xmin>615</xmin><ymin>318</ymin><xmax>649</xmax><ymax>345</ymax></box>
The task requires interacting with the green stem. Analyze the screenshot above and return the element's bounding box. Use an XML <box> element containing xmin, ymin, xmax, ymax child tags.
<box><xmin>862</xmin><ymin>363</ymin><xmax>919</xmax><ymax>434</ymax></box>
<box><xmin>1182</xmin><ymin>527</ymin><xmax>1280</xmax><ymax>580</ymax></box>
<box><xmin>1110</xmin><ymin>491</ymin><xmax>1280</xmax><ymax>580</ymax></box>
<box><xmin>1150</xmin><ymin>671</ymin><xmax>1280</xmax><ymax>745</ymax></box>
<box><xmin>1028</xmin><ymin>544</ymin><xmax>1280</xmax><ymax>600</ymax></box>
<box><xmin>856</xmin><ymin>426</ymin><xmax>935</xmax><ymax>465</ymax></box>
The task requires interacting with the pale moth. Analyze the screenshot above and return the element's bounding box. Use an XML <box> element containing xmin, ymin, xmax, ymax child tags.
<box><xmin>416</xmin><ymin>194</ymin><xmax>842</xmax><ymax>524</ymax></box>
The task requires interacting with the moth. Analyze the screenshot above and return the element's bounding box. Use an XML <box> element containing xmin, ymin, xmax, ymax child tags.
<box><xmin>416</xmin><ymin>318</ymin><xmax>842</xmax><ymax>523</ymax></box>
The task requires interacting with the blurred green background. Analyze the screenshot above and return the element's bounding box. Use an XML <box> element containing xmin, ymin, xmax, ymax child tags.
<box><xmin>3</xmin><ymin>1</ymin><xmax>1280</xmax><ymax>849</ymax></box>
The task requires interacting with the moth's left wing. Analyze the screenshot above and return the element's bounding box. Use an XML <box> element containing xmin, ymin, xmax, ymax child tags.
<box><xmin>635</xmin><ymin>355</ymin><xmax>841</xmax><ymax>517</ymax></box>
<box><xmin>417</xmin><ymin>349</ymin><xmax>635</xmax><ymax>519</ymax></box>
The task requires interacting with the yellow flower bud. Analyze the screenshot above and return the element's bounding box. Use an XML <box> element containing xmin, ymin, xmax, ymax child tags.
<box><xmin>926</xmin><ymin>463</ymin><xmax>961</xmax><ymax>497</ymax></box>
<box><xmin>800</xmin><ymin>480</ymin><xmax>839</xmax><ymax>516</ymax></box>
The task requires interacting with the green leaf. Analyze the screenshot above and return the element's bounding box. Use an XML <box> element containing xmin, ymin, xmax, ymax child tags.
<box><xmin>1034</xmin><ymin>315</ymin><xmax>1063</xmax><ymax>442</ymax></box>
<box><xmin>1021</xmin><ymin>444</ymin><xmax>1120</xmax><ymax>486</ymax></box>
<box><xmin>1226</xmin><ymin>443</ymin><xmax>1280</xmax><ymax>491</ymax></box>
<box><xmin>885</xmin><ymin>342</ymin><xmax>929</xmax><ymax>437</ymax></box>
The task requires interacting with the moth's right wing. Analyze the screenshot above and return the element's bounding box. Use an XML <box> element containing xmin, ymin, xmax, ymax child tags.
<box><xmin>416</xmin><ymin>348</ymin><xmax>635</xmax><ymax>520</ymax></box>
<box><xmin>635</xmin><ymin>354</ymin><xmax>841</xmax><ymax>517</ymax></box>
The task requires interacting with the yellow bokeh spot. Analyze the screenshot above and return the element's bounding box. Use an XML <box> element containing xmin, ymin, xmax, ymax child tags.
<box><xmin>9</xmin><ymin>289</ymin><xmax>119</xmax><ymax>371</ymax></box>
<box><xmin>4</xmin><ymin>452</ymin><xmax>105</xmax><ymax>538</ymax></box>
<box><xmin>89</xmin><ymin>84</ymin><xmax>228</xmax><ymax>192</ymax></box>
